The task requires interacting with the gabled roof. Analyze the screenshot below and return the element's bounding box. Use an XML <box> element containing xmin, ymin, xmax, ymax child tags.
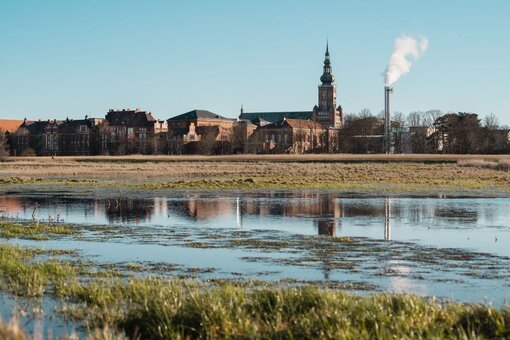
<box><xmin>239</xmin><ymin>111</ymin><xmax>313</xmax><ymax>124</ymax></box>
<box><xmin>168</xmin><ymin>110</ymin><xmax>232</xmax><ymax>121</ymax></box>
<box><xmin>0</xmin><ymin>120</ymin><xmax>24</xmax><ymax>133</ymax></box>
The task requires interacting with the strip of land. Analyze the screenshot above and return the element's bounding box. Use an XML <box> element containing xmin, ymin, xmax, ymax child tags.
<box><xmin>1</xmin><ymin>155</ymin><xmax>510</xmax><ymax>196</ymax></box>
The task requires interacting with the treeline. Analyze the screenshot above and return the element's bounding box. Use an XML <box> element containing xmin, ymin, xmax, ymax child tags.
<box><xmin>340</xmin><ymin>109</ymin><xmax>510</xmax><ymax>154</ymax></box>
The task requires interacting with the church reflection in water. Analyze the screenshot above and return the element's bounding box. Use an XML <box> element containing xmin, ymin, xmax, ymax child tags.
<box><xmin>0</xmin><ymin>193</ymin><xmax>401</xmax><ymax>239</ymax></box>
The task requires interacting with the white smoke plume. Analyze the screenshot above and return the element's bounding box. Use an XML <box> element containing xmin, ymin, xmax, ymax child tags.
<box><xmin>384</xmin><ymin>35</ymin><xmax>428</xmax><ymax>86</ymax></box>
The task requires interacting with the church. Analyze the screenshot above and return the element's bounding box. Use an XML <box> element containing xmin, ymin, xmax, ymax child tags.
<box><xmin>239</xmin><ymin>43</ymin><xmax>343</xmax><ymax>153</ymax></box>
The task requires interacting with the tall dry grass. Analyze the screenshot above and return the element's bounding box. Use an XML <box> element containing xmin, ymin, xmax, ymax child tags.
<box><xmin>0</xmin><ymin>318</ymin><xmax>26</xmax><ymax>340</ymax></box>
<box><xmin>458</xmin><ymin>159</ymin><xmax>510</xmax><ymax>172</ymax></box>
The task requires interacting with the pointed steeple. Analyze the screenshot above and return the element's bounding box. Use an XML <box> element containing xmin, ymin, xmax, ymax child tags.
<box><xmin>320</xmin><ymin>41</ymin><xmax>334</xmax><ymax>85</ymax></box>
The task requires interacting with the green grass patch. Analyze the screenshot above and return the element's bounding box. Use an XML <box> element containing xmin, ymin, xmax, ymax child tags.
<box><xmin>0</xmin><ymin>242</ymin><xmax>509</xmax><ymax>339</ymax></box>
<box><xmin>0</xmin><ymin>221</ymin><xmax>81</xmax><ymax>240</ymax></box>
<box><xmin>61</xmin><ymin>278</ymin><xmax>510</xmax><ymax>339</ymax></box>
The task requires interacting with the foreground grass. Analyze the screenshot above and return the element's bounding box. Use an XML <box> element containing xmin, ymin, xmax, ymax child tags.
<box><xmin>0</xmin><ymin>244</ymin><xmax>81</xmax><ymax>296</ymax></box>
<box><xmin>1</xmin><ymin>243</ymin><xmax>510</xmax><ymax>339</ymax></box>
<box><xmin>0</xmin><ymin>319</ymin><xmax>26</xmax><ymax>340</ymax></box>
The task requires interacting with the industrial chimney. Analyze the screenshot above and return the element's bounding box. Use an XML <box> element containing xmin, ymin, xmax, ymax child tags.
<box><xmin>384</xmin><ymin>86</ymin><xmax>393</xmax><ymax>154</ymax></box>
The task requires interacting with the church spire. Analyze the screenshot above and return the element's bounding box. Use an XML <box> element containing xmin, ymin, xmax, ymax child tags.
<box><xmin>320</xmin><ymin>41</ymin><xmax>334</xmax><ymax>85</ymax></box>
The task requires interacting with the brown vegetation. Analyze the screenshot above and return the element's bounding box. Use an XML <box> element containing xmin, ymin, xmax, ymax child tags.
<box><xmin>0</xmin><ymin>155</ymin><xmax>509</xmax><ymax>194</ymax></box>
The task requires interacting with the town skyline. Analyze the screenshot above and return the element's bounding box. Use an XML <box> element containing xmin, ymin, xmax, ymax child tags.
<box><xmin>0</xmin><ymin>1</ymin><xmax>509</xmax><ymax>125</ymax></box>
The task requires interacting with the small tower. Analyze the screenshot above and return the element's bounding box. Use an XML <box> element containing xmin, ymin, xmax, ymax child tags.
<box><xmin>315</xmin><ymin>42</ymin><xmax>342</xmax><ymax>128</ymax></box>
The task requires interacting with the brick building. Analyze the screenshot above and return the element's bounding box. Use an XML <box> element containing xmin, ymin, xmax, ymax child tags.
<box><xmin>58</xmin><ymin>116</ymin><xmax>104</xmax><ymax>155</ymax></box>
<box><xmin>13</xmin><ymin>119</ymin><xmax>62</xmax><ymax>156</ymax></box>
<box><xmin>167</xmin><ymin>109</ymin><xmax>235</xmax><ymax>154</ymax></box>
<box><xmin>248</xmin><ymin>118</ymin><xmax>328</xmax><ymax>153</ymax></box>
<box><xmin>100</xmin><ymin>109</ymin><xmax>168</xmax><ymax>155</ymax></box>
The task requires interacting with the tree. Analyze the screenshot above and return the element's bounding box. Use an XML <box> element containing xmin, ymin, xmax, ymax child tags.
<box><xmin>424</xmin><ymin>110</ymin><xmax>443</xmax><ymax>127</ymax></box>
<box><xmin>340</xmin><ymin>113</ymin><xmax>383</xmax><ymax>153</ymax></box>
<box><xmin>197</xmin><ymin>129</ymin><xmax>218</xmax><ymax>155</ymax></box>
<box><xmin>358</xmin><ymin>108</ymin><xmax>372</xmax><ymax>118</ymax></box>
<box><xmin>0</xmin><ymin>129</ymin><xmax>9</xmax><ymax>156</ymax></box>
<box><xmin>406</xmin><ymin>111</ymin><xmax>424</xmax><ymax>127</ymax></box>
<box><xmin>483</xmin><ymin>113</ymin><xmax>499</xmax><ymax>130</ymax></box>
<box><xmin>433</xmin><ymin>112</ymin><xmax>482</xmax><ymax>154</ymax></box>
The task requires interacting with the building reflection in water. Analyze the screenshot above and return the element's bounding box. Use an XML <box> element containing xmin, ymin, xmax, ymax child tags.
<box><xmin>236</xmin><ymin>197</ymin><xmax>241</xmax><ymax>227</ymax></box>
<box><xmin>385</xmin><ymin>197</ymin><xmax>391</xmax><ymax>240</ymax></box>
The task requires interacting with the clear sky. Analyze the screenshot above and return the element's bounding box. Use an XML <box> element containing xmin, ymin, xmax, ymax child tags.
<box><xmin>0</xmin><ymin>0</ymin><xmax>509</xmax><ymax>125</ymax></box>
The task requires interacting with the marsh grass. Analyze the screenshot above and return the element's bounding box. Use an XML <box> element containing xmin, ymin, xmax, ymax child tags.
<box><xmin>0</xmin><ymin>221</ymin><xmax>81</xmax><ymax>240</ymax></box>
<box><xmin>63</xmin><ymin>278</ymin><xmax>510</xmax><ymax>339</ymax></box>
<box><xmin>2</xmin><ymin>156</ymin><xmax>510</xmax><ymax>195</ymax></box>
<box><xmin>1</xmin><ymin>243</ymin><xmax>509</xmax><ymax>339</ymax></box>
<box><xmin>458</xmin><ymin>159</ymin><xmax>510</xmax><ymax>172</ymax></box>
<box><xmin>0</xmin><ymin>244</ymin><xmax>80</xmax><ymax>296</ymax></box>
<box><xmin>0</xmin><ymin>318</ymin><xmax>26</xmax><ymax>340</ymax></box>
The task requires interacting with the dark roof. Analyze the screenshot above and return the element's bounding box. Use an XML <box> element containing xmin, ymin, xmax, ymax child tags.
<box><xmin>105</xmin><ymin>109</ymin><xmax>156</xmax><ymax>127</ymax></box>
<box><xmin>21</xmin><ymin>120</ymin><xmax>62</xmax><ymax>134</ymax></box>
<box><xmin>129</xmin><ymin>112</ymin><xmax>156</xmax><ymax>126</ymax></box>
<box><xmin>168</xmin><ymin>110</ymin><xmax>232</xmax><ymax>121</ymax></box>
<box><xmin>105</xmin><ymin>110</ymin><xmax>138</xmax><ymax>125</ymax></box>
<box><xmin>239</xmin><ymin>111</ymin><xmax>313</xmax><ymax>124</ymax></box>
<box><xmin>259</xmin><ymin>118</ymin><xmax>325</xmax><ymax>130</ymax></box>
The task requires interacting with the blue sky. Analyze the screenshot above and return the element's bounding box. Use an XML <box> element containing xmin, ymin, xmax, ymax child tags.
<box><xmin>0</xmin><ymin>1</ymin><xmax>509</xmax><ymax>125</ymax></box>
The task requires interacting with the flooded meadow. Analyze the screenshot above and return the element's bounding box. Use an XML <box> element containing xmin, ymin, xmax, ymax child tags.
<box><xmin>0</xmin><ymin>189</ymin><xmax>509</xmax><ymax>336</ymax></box>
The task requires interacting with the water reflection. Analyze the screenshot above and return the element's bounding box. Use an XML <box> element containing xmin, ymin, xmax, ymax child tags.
<box><xmin>1</xmin><ymin>192</ymin><xmax>509</xmax><ymax>257</ymax></box>
<box><xmin>385</xmin><ymin>197</ymin><xmax>391</xmax><ymax>240</ymax></box>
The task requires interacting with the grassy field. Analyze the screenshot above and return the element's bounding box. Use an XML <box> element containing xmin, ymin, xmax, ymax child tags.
<box><xmin>0</xmin><ymin>155</ymin><xmax>509</xmax><ymax>195</ymax></box>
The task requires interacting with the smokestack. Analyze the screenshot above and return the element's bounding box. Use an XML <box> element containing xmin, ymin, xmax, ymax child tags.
<box><xmin>384</xmin><ymin>86</ymin><xmax>393</xmax><ymax>154</ymax></box>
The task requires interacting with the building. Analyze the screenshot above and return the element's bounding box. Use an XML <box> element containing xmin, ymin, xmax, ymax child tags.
<box><xmin>101</xmin><ymin>108</ymin><xmax>167</xmax><ymax>155</ymax></box>
<box><xmin>239</xmin><ymin>43</ymin><xmax>343</xmax><ymax>153</ymax></box>
<box><xmin>58</xmin><ymin>116</ymin><xmax>104</xmax><ymax>156</ymax></box>
<box><xmin>249</xmin><ymin>118</ymin><xmax>328</xmax><ymax>154</ymax></box>
<box><xmin>312</xmin><ymin>43</ymin><xmax>343</xmax><ymax>129</ymax></box>
<box><xmin>167</xmin><ymin>109</ymin><xmax>235</xmax><ymax>154</ymax></box>
<box><xmin>13</xmin><ymin>119</ymin><xmax>62</xmax><ymax>156</ymax></box>
<box><xmin>240</xmin><ymin>43</ymin><xmax>343</xmax><ymax>130</ymax></box>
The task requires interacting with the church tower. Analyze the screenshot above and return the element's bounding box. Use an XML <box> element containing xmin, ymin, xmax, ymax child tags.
<box><xmin>313</xmin><ymin>42</ymin><xmax>343</xmax><ymax>128</ymax></box>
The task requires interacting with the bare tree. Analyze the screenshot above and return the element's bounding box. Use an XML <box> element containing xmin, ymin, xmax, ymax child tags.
<box><xmin>424</xmin><ymin>109</ymin><xmax>443</xmax><ymax>127</ymax></box>
<box><xmin>406</xmin><ymin>111</ymin><xmax>424</xmax><ymax>127</ymax></box>
<box><xmin>392</xmin><ymin>111</ymin><xmax>405</xmax><ymax>128</ymax></box>
<box><xmin>358</xmin><ymin>108</ymin><xmax>372</xmax><ymax>118</ymax></box>
<box><xmin>483</xmin><ymin>113</ymin><xmax>499</xmax><ymax>130</ymax></box>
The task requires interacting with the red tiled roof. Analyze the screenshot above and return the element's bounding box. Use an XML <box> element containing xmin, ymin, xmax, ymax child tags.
<box><xmin>0</xmin><ymin>120</ymin><xmax>25</xmax><ymax>132</ymax></box>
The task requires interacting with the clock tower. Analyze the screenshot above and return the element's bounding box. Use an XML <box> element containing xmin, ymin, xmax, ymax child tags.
<box><xmin>313</xmin><ymin>43</ymin><xmax>343</xmax><ymax>128</ymax></box>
